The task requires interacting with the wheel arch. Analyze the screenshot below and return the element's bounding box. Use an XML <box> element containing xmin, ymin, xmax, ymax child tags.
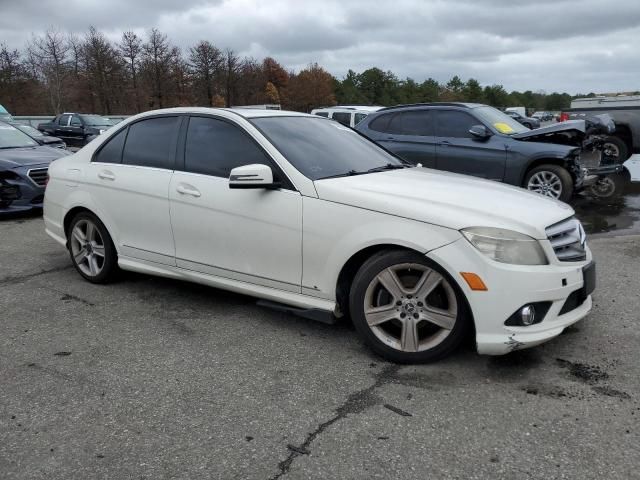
<box><xmin>63</xmin><ymin>206</ymin><xmax>116</xmax><ymax>250</ymax></box>
<box><xmin>335</xmin><ymin>244</ymin><xmax>418</xmax><ymax>317</ymax></box>
<box><xmin>520</xmin><ymin>157</ymin><xmax>568</xmax><ymax>185</ymax></box>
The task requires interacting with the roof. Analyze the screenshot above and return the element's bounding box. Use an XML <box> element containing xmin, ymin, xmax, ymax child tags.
<box><xmin>129</xmin><ymin>107</ymin><xmax>314</xmax><ymax>119</ymax></box>
<box><xmin>379</xmin><ymin>102</ymin><xmax>485</xmax><ymax>111</ymax></box>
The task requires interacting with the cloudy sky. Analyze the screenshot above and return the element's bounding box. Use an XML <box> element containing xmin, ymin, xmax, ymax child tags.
<box><xmin>1</xmin><ymin>0</ymin><xmax>639</xmax><ymax>94</ymax></box>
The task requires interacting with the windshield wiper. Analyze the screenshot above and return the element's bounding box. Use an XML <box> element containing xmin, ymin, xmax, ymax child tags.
<box><xmin>317</xmin><ymin>169</ymin><xmax>365</xmax><ymax>180</ymax></box>
<box><xmin>365</xmin><ymin>163</ymin><xmax>409</xmax><ymax>173</ymax></box>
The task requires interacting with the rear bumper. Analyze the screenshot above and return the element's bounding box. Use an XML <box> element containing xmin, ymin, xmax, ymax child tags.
<box><xmin>427</xmin><ymin>238</ymin><xmax>594</xmax><ymax>356</ymax></box>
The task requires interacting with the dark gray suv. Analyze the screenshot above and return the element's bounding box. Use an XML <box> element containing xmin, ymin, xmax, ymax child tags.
<box><xmin>355</xmin><ymin>103</ymin><xmax>584</xmax><ymax>202</ymax></box>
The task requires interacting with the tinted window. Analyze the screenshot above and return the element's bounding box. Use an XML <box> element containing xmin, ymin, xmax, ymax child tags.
<box><xmin>354</xmin><ymin>113</ymin><xmax>367</xmax><ymax>125</ymax></box>
<box><xmin>252</xmin><ymin>116</ymin><xmax>405</xmax><ymax>180</ymax></box>
<box><xmin>93</xmin><ymin>128</ymin><xmax>127</xmax><ymax>164</ymax></box>
<box><xmin>368</xmin><ymin>113</ymin><xmax>393</xmax><ymax>132</ymax></box>
<box><xmin>387</xmin><ymin>110</ymin><xmax>432</xmax><ymax>136</ymax></box>
<box><xmin>122</xmin><ymin>116</ymin><xmax>178</xmax><ymax>169</ymax></box>
<box><xmin>185</xmin><ymin>116</ymin><xmax>274</xmax><ymax>178</ymax></box>
<box><xmin>58</xmin><ymin>114</ymin><xmax>71</xmax><ymax>126</ymax></box>
<box><xmin>436</xmin><ymin>111</ymin><xmax>477</xmax><ymax>138</ymax></box>
<box><xmin>331</xmin><ymin>112</ymin><xmax>351</xmax><ymax>126</ymax></box>
<box><xmin>314</xmin><ymin>112</ymin><xmax>329</xmax><ymax>117</ymax></box>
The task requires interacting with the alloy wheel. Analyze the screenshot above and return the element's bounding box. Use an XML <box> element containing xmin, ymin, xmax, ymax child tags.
<box><xmin>527</xmin><ymin>171</ymin><xmax>563</xmax><ymax>199</ymax></box>
<box><xmin>70</xmin><ymin>219</ymin><xmax>106</xmax><ymax>277</ymax></box>
<box><xmin>363</xmin><ymin>263</ymin><xmax>458</xmax><ymax>352</ymax></box>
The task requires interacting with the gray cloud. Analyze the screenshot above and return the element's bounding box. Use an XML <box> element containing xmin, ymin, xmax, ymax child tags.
<box><xmin>1</xmin><ymin>0</ymin><xmax>639</xmax><ymax>94</ymax></box>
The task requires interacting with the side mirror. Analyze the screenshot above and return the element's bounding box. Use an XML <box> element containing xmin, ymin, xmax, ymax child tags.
<box><xmin>469</xmin><ymin>125</ymin><xmax>492</xmax><ymax>139</ymax></box>
<box><xmin>229</xmin><ymin>164</ymin><xmax>280</xmax><ymax>189</ymax></box>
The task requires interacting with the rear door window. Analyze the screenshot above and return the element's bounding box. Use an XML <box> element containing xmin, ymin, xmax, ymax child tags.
<box><xmin>387</xmin><ymin>110</ymin><xmax>433</xmax><ymax>136</ymax></box>
<box><xmin>93</xmin><ymin>128</ymin><xmax>127</xmax><ymax>164</ymax></box>
<box><xmin>330</xmin><ymin>112</ymin><xmax>351</xmax><ymax>127</ymax></box>
<box><xmin>368</xmin><ymin>113</ymin><xmax>394</xmax><ymax>132</ymax></box>
<box><xmin>436</xmin><ymin>111</ymin><xmax>477</xmax><ymax>138</ymax></box>
<box><xmin>122</xmin><ymin>116</ymin><xmax>179</xmax><ymax>169</ymax></box>
<box><xmin>354</xmin><ymin>113</ymin><xmax>367</xmax><ymax>125</ymax></box>
<box><xmin>58</xmin><ymin>114</ymin><xmax>71</xmax><ymax>126</ymax></box>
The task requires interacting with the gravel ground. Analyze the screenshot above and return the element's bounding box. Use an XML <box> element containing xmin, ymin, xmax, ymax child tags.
<box><xmin>0</xmin><ymin>215</ymin><xmax>638</xmax><ymax>480</ymax></box>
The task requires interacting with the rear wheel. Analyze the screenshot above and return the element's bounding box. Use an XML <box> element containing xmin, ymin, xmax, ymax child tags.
<box><xmin>67</xmin><ymin>212</ymin><xmax>119</xmax><ymax>283</ymax></box>
<box><xmin>524</xmin><ymin>164</ymin><xmax>573</xmax><ymax>202</ymax></box>
<box><xmin>349</xmin><ymin>250</ymin><xmax>469</xmax><ymax>363</ymax></box>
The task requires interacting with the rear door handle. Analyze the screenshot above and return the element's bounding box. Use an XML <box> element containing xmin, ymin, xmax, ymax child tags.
<box><xmin>176</xmin><ymin>184</ymin><xmax>201</xmax><ymax>197</ymax></box>
<box><xmin>439</xmin><ymin>141</ymin><xmax>450</xmax><ymax>147</ymax></box>
<box><xmin>98</xmin><ymin>170</ymin><xmax>115</xmax><ymax>180</ymax></box>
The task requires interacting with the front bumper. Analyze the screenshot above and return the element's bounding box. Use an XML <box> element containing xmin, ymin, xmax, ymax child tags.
<box><xmin>428</xmin><ymin>238</ymin><xmax>594</xmax><ymax>355</ymax></box>
<box><xmin>0</xmin><ymin>165</ymin><xmax>47</xmax><ymax>213</ymax></box>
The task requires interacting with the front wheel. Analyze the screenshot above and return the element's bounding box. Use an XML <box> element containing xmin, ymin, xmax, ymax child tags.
<box><xmin>349</xmin><ymin>250</ymin><xmax>470</xmax><ymax>363</ymax></box>
<box><xmin>67</xmin><ymin>212</ymin><xmax>119</xmax><ymax>283</ymax></box>
<box><xmin>524</xmin><ymin>164</ymin><xmax>573</xmax><ymax>202</ymax></box>
<box><xmin>589</xmin><ymin>173</ymin><xmax>627</xmax><ymax>199</ymax></box>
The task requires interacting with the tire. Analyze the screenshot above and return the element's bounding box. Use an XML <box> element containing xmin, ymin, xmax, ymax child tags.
<box><xmin>349</xmin><ymin>249</ymin><xmax>470</xmax><ymax>363</ymax></box>
<box><xmin>67</xmin><ymin>211</ymin><xmax>119</xmax><ymax>283</ymax></box>
<box><xmin>522</xmin><ymin>122</ymin><xmax>532</xmax><ymax>129</ymax></box>
<box><xmin>602</xmin><ymin>136</ymin><xmax>629</xmax><ymax>163</ymax></box>
<box><xmin>589</xmin><ymin>173</ymin><xmax>627</xmax><ymax>199</ymax></box>
<box><xmin>524</xmin><ymin>164</ymin><xmax>573</xmax><ymax>202</ymax></box>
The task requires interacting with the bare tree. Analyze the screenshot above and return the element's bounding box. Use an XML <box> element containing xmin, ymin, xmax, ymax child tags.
<box><xmin>141</xmin><ymin>28</ymin><xmax>173</xmax><ymax>108</ymax></box>
<box><xmin>0</xmin><ymin>44</ymin><xmax>25</xmax><ymax>113</ymax></box>
<box><xmin>27</xmin><ymin>28</ymin><xmax>70</xmax><ymax>113</ymax></box>
<box><xmin>119</xmin><ymin>31</ymin><xmax>142</xmax><ymax>112</ymax></box>
<box><xmin>82</xmin><ymin>26</ymin><xmax>125</xmax><ymax>114</ymax></box>
<box><xmin>188</xmin><ymin>40</ymin><xmax>222</xmax><ymax>107</ymax></box>
<box><xmin>222</xmin><ymin>48</ymin><xmax>240</xmax><ymax>107</ymax></box>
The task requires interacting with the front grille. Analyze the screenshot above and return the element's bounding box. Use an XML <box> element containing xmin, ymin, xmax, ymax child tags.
<box><xmin>545</xmin><ymin>217</ymin><xmax>587</xmax><ymax>262</ymax></box>
<box><xmin>27</xmin><ymin>168</ymin><xmax>48</xmax><ymax>187</ymax></box>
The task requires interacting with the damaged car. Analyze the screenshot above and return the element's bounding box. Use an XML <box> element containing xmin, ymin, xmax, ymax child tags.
<box><xmin>356</xmin><ymin>103</ymin><xmax>596</xmax><ymax>202</ymax></box>
<box><xmin>0</xmin><ymin>122</ymin><xmax>70</xmax><ymax>214</ymax></box>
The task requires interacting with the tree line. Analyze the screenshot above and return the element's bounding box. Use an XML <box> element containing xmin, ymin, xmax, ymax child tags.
<box><xmin>0</xmin><ymin>27</ymin><xmax>590</xmax><ymax>116</ymax></box>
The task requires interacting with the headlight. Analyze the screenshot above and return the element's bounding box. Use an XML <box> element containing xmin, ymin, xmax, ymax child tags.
<box><xmin>461</xmin><ymin>227</ymin><xmax>548</xmax><ymax>265</ymax></box>
<box><xmin>99</xmin><ymin>129</ymin><xmax>105</xmax><ymax>134</ymax></box>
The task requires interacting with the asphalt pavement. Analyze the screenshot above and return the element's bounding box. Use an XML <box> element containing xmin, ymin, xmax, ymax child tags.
<box><xmin>1</xmin><ymin>199</ymin><xmax>639</xmax><ymax>479</ymax></box>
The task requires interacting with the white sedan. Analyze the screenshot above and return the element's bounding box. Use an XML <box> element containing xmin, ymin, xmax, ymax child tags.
<box><xmin>44</xmin><ymin>108</ymin><xmax>595</xmax><ymax>363</ymax></box>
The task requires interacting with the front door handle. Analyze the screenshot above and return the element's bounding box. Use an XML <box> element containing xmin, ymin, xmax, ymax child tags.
<box><xmin>176</xmin><ymin>183</ymin><xmax>201</xmax><ymax>197</ymax></box>
<box><xmin>439</xmin><ymin>141</ymin><xmax>451</xmax><ymax>147</ymax></box>
<box><xmin>98</xmin><ymin>170</ymin><xmax>115</xmax><ymax>180</ymax></box>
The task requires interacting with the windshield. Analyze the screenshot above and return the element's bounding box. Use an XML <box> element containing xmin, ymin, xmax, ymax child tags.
<box><xmin>0</xmin><ymin>123</ymin><xmax>38</xmax><ymax>148</ymax></box>
<box><xmin>251</xmin><ymin>116</ymin><xmax>406</xmax><ymax>180</ymax></box>
<box><xmin>474</xmin><ymin>106</ymin><xmax>529</xmax><ymax>134</ymax></box>
<box><xmin>16</xmin><ymin>124</ymin><xmax>43</xmax><ymax>137</ymax></box>
<box><xmin>81</xmin><ymin>115</ymin><xmax>111</xmax><ymax>126</ymax></box>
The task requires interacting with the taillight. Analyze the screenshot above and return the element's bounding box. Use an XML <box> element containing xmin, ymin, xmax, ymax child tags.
<box><xmin>559</xmin><ymin>112</ymin><xmax>569</xmax><ymax>122</ymax></box>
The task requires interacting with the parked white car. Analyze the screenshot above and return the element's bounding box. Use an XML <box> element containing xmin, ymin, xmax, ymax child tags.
<box><xmin>44</xmin><ymin>108</ymin><xmax>595</xmax><ymax>363</ymax></box>
<box><xmin>311</xmin><ymin>106</ymin><xmax>382</xmax><ymax>127</ymax></box>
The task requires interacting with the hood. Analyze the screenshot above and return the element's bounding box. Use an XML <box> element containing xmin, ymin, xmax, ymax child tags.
<box><xmin>0</xmin><ymin>145</ymin><xmax>70</xmax><ymax>168</ymax></box>
<box><xmin>314</xmin><ymin>168</ymin><xmax>574</xmax><ymax>239</ymax></box>
<box><xmin>511</xmin><ymin>120</ymin><xmax>585</xmax><ymax>142</ymax></box>
<box><xmin>38</xmin><ymin>135</ymin><xmax>64</xmax><ymax>145</ymax></box>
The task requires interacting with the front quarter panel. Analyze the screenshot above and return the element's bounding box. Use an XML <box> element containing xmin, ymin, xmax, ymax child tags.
<box><xmin>302</xmin><ymin>196</ymin><xmax>460</xmax><ymax>300</ymax></box>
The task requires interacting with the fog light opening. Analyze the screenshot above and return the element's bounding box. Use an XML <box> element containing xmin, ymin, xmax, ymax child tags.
<box><xmin>520</xmin><ymin>305</ymin><xmax>536</xmax><ymax>326</ymax></box>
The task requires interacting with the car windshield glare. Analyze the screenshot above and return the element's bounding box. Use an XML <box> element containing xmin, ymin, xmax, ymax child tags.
<box><xmin>474</xmin><ymin>106</ymin><xmax>529</xmax><ymax>135</ymax></box>
<box><xmin>0</xmin><ymin>123</ymin><xmax>38</xmax><ymax>148</ymax></box>
<box><xmin>251</xmin><ymin>116</ymin><xmax>405</xmax><ymax>180</ymax></box>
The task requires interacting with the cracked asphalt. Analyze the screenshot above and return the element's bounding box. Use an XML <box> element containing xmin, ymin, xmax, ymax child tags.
<box><xmin>1</xmin><ymin>213</ymin><xmax>639</xmax><ymax>479</ymax></box>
